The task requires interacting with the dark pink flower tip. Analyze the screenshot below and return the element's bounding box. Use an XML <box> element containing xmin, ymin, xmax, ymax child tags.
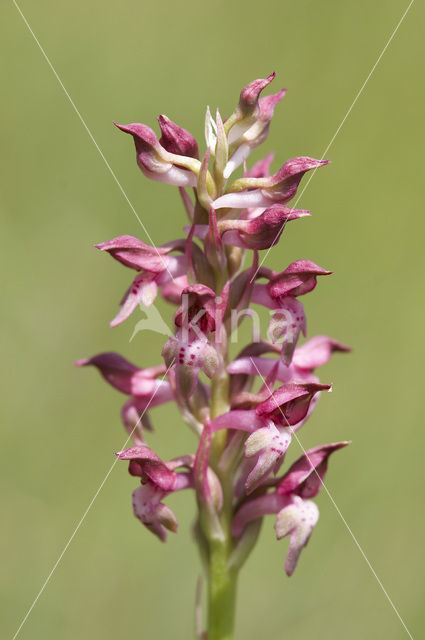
<box><xmin>268</xmin><ymin>157</ymin><xmax>330</xmax><ymax>187</ymax></box>
<box><xmin>261</xmin><ymin>156</ymin><xmax>330</xmax><ymax>204</ymax></box>
<box><xmin>239</xmin><ymin>73</ymin><xmax>276</xmax><ymax>112</ymax></box>
<box><xmin>114</xmin><ymin>121</ymin><xmax>159</xmax><ymax>150</ymax></box>
<box><xmin>116</xmin><ymin>445</ymin><xmax>178</xmax><ymax>492</ymax></box>
<box><xmin>256</xmin><ymin>382</ymin><xmax>331</xmax><ymax>426</ymax></box>
<box><xmin>95</xmin><ymin>235</ymin><xmax>171</xmax><ymax>273</ymax></box>
<box><xmin>158</xmin><ymin>114</ymin><xmax>199</xmax><ymax>159</ymax></box>
<box><xmin>269</xmin><ymin>260</ymin><xmax>332</xmax><ymax>298</ymax></box>
<box><xmin>115</xmin><ymin>121</ymin><xmax>172</xmax><ymax>176</ymax></box>
<box><xmin>277</xmin><ymin>441</ymin><xmax>350</xmax><ymax>499</ymax></box>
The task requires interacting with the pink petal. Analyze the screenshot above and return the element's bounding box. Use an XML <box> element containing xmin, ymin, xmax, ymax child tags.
<box><xmin>210</xmin><ymin>409</ymin><xmax>268</xmax><ymax>433</ymax></box>
<box><xmin>258</xmin><ymin>89</ymin><xmax>287</xmax><ymax>121</ymax></box>
<box><xmin>95</xmin><ymin>235</ymin><xmax>171</xmax><ymax>273</ymax></box>
<box><xmin>116</xmin><ymin>445</ymin><xmax>178</xmax><ymax>491</ymax></box>
<box><xmin>110</xmin><ymin>274</ymin><xmax>158</xmax><ymax>327</ymax></box>
<box><xmin>268</xmin><ymin>298</ymin><xmax>306</xmax><ymax>366</ymax></box>
<box><xmin>228</xmin><ymin>356</ymin><xmax>308</xmax><ymax>383</ymax></box>
<box><xmin>244</xmin><ymin>424</ymin><xmax>291</xmax><ymax>494</ymax></box>
<box><xmin>139</xmin><ymin>163</ymin><xmax>198</xmax><ymax>187</ymax></box>
<box><xmin>274</xmin><ymin>496</ymin><xmax>319</xmax><ymax>576</ymax></box>
<box><xmin>213</xmin><ymin>190</ymin><xmax>270</xmax><ymax>210</ymax></box>
<box><xmin>256</xmin><ymin>382</ymin><xmax>331</xmax><ymax>426</ymax></box>
<box><xmin>245</xmin><ymin>153</ymin><xmax>275</xmax><ymax>178</ymax></box>
<box><xmin>277</xmin><ymin>441</ymin><xmax>350</xmax><ymax>498</ymax></box>
<box><xmin>269</xmin><ymin>260</ymin><xmax>332</xmax><ymax>298</ymax></box>
<box><xmin>132</xmin><ymin>485</ymin><xmax>178</xmax><ymax>543</ymax></box>
<box><xmin>292</xmin><ymin>335</ymin><xmax>351</xmax><ymax>370</ymax></box>
<box><xmin>75</xmin><ymin>352</ymin><xmax>162</xmax><ymax>396</ymax></box>
<box><xmin>232</xmin><ymin>492</ymin><xmax>288</xmax><ymax>537</ymax></box>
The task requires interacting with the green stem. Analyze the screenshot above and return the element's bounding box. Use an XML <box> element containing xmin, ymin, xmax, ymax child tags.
<box><xmin>206</xmin><ymin>350</ymin><xmax>239</xmax><ymax>639</ymax></box>
<box><xmin>203</xmin><ymin>219</ymin><xmax>244</xmax><ymax>638</ymax></box>
<box><xmin>209</xmin><ymin>366</ymin><xmax>230</xmax><ymax>466</ymax></box>
<box><xmin>207</xmin><ymin>538</ymin><xmax>238</xmax><ymax>640</ymax></box>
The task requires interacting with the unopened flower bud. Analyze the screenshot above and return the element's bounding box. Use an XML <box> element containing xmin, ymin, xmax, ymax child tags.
<box><xmin>115</xmin><ymin>122</ymin><xmax>201</xmax><ymax>186</ymax></box>
<box><xmin>238</xmin><ymin>72</ymin><xmax>276</xmax><ymax>117</ymax></box>
<box><xmin>158</xmin><ymin>114</ymin><xmax>199</xmax><ymax>158</ymax></box>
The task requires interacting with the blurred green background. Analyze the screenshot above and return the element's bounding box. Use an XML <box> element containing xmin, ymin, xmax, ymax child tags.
<box><xmin>1</xmin><ymin>0</ymin><xmax>424</xmax><ymax>638</ymax></box>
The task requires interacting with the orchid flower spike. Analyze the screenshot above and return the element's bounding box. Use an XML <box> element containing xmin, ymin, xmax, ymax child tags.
<box><xmin>78</xmin><ymin>73</ymin><xmax>350</xmax><ymax>637</ymax></box>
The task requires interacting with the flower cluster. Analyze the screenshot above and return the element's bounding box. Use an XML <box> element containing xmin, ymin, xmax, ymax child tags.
<box><xmin>77</xmin><ymin>73</ymin><xmax>349</xmax><ymax>584</ymax></box>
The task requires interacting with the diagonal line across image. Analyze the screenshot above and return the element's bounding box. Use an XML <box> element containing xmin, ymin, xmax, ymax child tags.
<box><xmin>251</xmin><ymin>0</ymin><xmax>415</xmax><ymax>283</ymax></box>
<box><xmin>9</xmin><ymin>0</ymin><xmax>416</xmax><ymax>638</ymax></box>
<box><xmin>250</xmin><ymin>358</ymin><xmax>414</xmax><ymax>640</ymax></box>
<box><xmin>11</xmin><ymin>361</ymin><xmax>175</xmax><ymax>640</ymax></box>
<box><xmin>12</xmin><ymin>0</ymin><xmax>176</xmax><ymax>283</ymax></box>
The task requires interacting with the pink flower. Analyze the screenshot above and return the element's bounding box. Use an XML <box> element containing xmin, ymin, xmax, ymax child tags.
<box><xmin>267</xmin><ymin>296</ymin><xmax>307</xmax><ymax>365</ymax></box>
<box><xmin>276</xmin><ymin>442</ymin><xmax>349</xmax><ymax>498</ymax></box>
<box><xmin>237</xmin><ymin>73</ymin><xmax>277</xmax><ymax>116</ymax></box>
<box><xmin>95</xmin><ymin>235</ymin><xmax>187</xmax><ymax>325</ymax></box>
<box><xmin>251</xmin><ymin>260</ymin><xmax>332</xmax><ymax>364</ymax></box>
<box><xmin>292</xmin><ymin>335</ymin><xmax>351</xmax><ymax>369</ymax></box>
<box><xmin>74</xmin><ymin>352</ymin><xmax>169</xmax><ymax>398</ymax></box>
<box><xmin>244</xmin><ymin>422</ymin><xmax>292</xmax><ymax>494</ymax></box>
<box><xmin>228</xmin><ymin>335</ymin><xmax>350</xmax><ymax>383</ymax></box>
<box><xmin>132</xmin><ymin>484</ymin><xmax>178</xmax><ymax>542</ymax></box>
<box><xmin>227</xmin><ymin>336</ymin><xmax>349</xmax><ymax>434</ymax></box>
<box><xmin>161</xmin><ymin>283</ymin><xmax>231</xmax><ymax>397</ymax></box>
<box><xmin>232</xmin><ymin>442</ymin><xmax>348</xmax><ymax>574</ymax></box>
<box><xmin>256</xmin><ymin>382</ymin><xmax>331</xmax><ymax>426</ymax></box>
<box><xmin>162</xmin><ymin>332</ymin><xmax>219</xmax><ymax>398</ymax></box>
<box><xmin>95</xmin><ymin>235</ymin><xmax>185</xmax><ymax>272</ymax></box>
<box><xmin>274</xmin><ymin>496</ymin><xmax>319</xmax><ymax>575</ymax></box>
<box><xmin>75</xmin><ymin>353</ymin><xmax>172</xmax><ymax>442</ymax></box>
<box><xmin>115</xmin><ymin>122</ymin><xmax>201</xmax><ymax>186</ymax></box>
<box><xmin>79</xmin><ymin>73</ymin><xmax>351</xmax><ymax>611</ymax></box>
<box><xmin>269</xmin><ymin>260</ymin><xmax>332</xmax><ymax>298</ymax></box>
<box><xmin>117</xmin><ymin>446</ymin><xmax>193</xmax><ymax>541</ymax></box>
<box><xmin>222</xmin><ymin>73</ymin><xmax>286</xmax><ymax>178</ymax></box>
<box><xmin>217</xmin><ymin>205</ymin><xmax>310</xmax><ymax>250</ymax></box>
<box><xmin>117</xmin><ymin>445</ymin><xmax>177</xmax><ymax>488</ymax></box>
<box><xmin>213</xmin><ymin>157</ymin><xmax>329</xmax><ymax>209</ymax></box>
<box><xmin>174</xmin><ymin>284</ymin><xmax>219</xmax><ymax>335</ymax></box>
